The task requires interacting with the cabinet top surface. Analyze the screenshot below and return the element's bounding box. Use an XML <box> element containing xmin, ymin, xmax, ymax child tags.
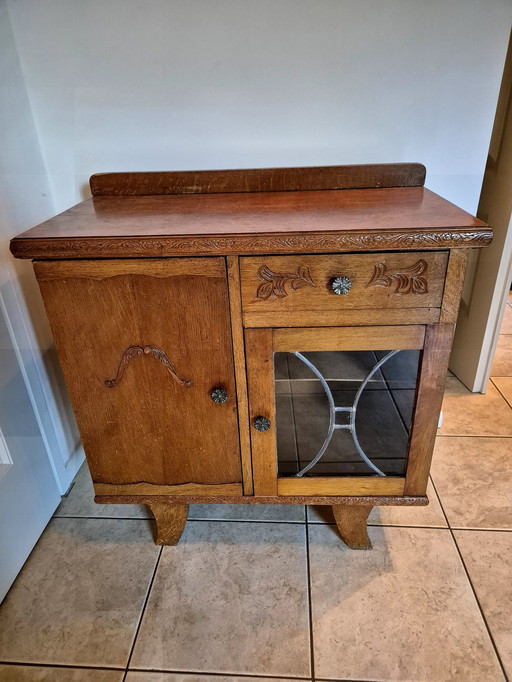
<box><xmin>10</xmin><ymin>165</ymin><xmax>491</xmax><ymax>259</ymax></box>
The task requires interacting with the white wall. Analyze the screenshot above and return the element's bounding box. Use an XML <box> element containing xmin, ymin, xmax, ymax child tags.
<box><xmin>7</xmin><ymin>0</ymin><xmax>512</xmax><ymax>216</ymax></box>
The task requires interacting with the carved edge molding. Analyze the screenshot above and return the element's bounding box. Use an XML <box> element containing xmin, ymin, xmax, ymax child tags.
<box><xmin>95</xmin><ymin>491</ymin><xmax>428</xmax><ymax>506</ymax></box>
<box><xmin>256</xmin><ymin>264</ymin><xmax>315</xmax><ymax>300</ymax></box>
<box><xmin>105</xmin><ymin>345</ymin><xmax>192</xmax><ymax>388</ymax></box>
<box><xmin>367</xmin><ymin>258</ymin><xmax>429</xmax><ymax>295</ymax></box>
<box><xmin>11</xmin><ymin>229</ymin><xmax>493</xmax><ymax>258</ymax></box>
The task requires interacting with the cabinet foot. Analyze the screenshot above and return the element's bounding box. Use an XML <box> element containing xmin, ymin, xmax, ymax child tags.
<box><xmin>147</xmin><ymin>502</ymin><xmax>188</xmax><ymax>546</ymax></box>
<box><xmin>332</xmin><ymin>504</ymin><xmax>372</xmax><ymax>549</ymax></box>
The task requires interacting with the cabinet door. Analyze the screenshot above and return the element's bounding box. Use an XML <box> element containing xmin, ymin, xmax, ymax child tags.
<box><xmin>245</xmin><ymin>324</ymin><xmax>452</xmax><ymax>498</ymax></box>
<box><xmin>35</xmin><ymin>258</ymin><xmax>242</xmax><ymax>494</ymax></box>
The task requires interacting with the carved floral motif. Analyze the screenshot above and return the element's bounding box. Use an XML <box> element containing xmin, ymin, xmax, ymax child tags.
<box><xmin>367</xmin><ymin>259</ymin><xmax>429</xmax><ymax>295</ymax></box>
<box><xmin>256</xmin><ymin>264</ymin><xmax>315</xmax><ymax>300</ymax></box>
<box><xmin>105</xmin><ymin>345</ymin><xmax>192</xmax><ymax>388</ymax></box>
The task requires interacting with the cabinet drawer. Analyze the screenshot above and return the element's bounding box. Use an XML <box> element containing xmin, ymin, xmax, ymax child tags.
<box><xmin>240</xmin><ymin>252</ymin><xmax>448</xmax><ymax>327</ymax></box>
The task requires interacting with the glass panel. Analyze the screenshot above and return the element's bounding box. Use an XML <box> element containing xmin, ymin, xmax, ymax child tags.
<box><xmin>274</xmin><ymin>350</ymin><xmax>420</xmax><ymax>478</ymax></box>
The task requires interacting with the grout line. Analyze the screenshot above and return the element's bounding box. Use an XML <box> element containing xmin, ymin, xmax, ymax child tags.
<box><xmin>122</xmin><ymin>545</ymin><xmax>164</xmax><ymax>681</ymax></box>
<box><xmin>490</xmin><ymin>378</ymin><xmax>512</xmax><ymax>409</ymax></box>
<box><xmin>429</xmin><ymin>478</ymin><xmax>509</xmax><ymax>681</ymax></box>
<box><xmin>53</xmin><ymin>515</ymin><xmax>154</xmax><ymax>520</ymax></box>
<box><xmin>309</xmin><ymin>522</ymin><xmax>450</xmax><ymax>530</ymax></box>
<box><xmin>0</xmin><ymin>662</ymin><xmax>124</xmax><ymax>671</ymax></box>
<box><xmin>449</xmin><ymin>526</ymin><xmax>512</xmax><ymax>533</ymax></box>
<box><xmin>52</xmin><ymin>516</ymin><xmax>308</xmax><ymax>524</ymax></box>
<box><xmin>125</xmin><ymin>670</ymin><xmax>312</xmax><ymax>680</ymax></box>
<box><xmin>305</xmin><ymin>509</ymin><xmax>316</xmax><ymax>682</ymax></box>
<box><xmin>315</xmin><ymin>678</ymin><xmax>382</xmax><ymax>682</ymax></box>
<box><xmin>55</xmin><ymin>515</ymin><xmax>507</xmax><ymax>531</ymax></box>
<box><xmin>186</xmin><ymin>518</ymin><xmax>306</xmax><ymax>525</ymax></box>
<box><xmin>315</xmin><ymin>679</ymin><xmax>383</xmax><ymax>682</ymax></box>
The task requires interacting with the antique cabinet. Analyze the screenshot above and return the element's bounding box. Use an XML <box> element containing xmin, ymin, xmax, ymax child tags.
<box><xmin>10</xmin><ymin>163</ymin><xmax>492</xmax><ymax>549</ymax></box>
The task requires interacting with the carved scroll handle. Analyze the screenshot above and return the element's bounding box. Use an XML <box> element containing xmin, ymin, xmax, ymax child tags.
<box><xmin>105</xmin><ymin>345</ymin><xmax>192</xmax><ymax>388</ymax></box>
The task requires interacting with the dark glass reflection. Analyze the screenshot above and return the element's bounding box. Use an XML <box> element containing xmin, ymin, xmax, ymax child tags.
<box><xmin>274</xmin><ymin>350</ymin><xmax>420</xmax><ymax>477</ymax></box>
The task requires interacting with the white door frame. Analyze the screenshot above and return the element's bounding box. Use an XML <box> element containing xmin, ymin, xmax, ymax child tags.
<box><xmin>450</xmin><ymin>37</ymin><xmax>512</xmax><ymax>392</ymax></box>
<box><xmin>0</xmin><ymin>261</ymin><xmax>84</xmax><ymax>493</ymax></box>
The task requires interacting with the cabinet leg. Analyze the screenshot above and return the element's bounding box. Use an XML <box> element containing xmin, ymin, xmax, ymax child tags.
<box><xmin>147</xmin><ymin>503</ymin><xmax>188</xmax><ymax>546</ymax></box>
<box><xmin>332</xmin><ymin>504</ymin><xmax>373</xmax><ymax>549</ymax></box>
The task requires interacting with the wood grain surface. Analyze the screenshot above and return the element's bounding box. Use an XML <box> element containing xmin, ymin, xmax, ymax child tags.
<box><xmin>36</xmin><ymin>258</ymin><xmax>243</xmax><ymax>488</ymax></box>
<box><xmin>243</xmin><ymin>307</ymin><xmax>440</xmax><ymax>328</ymax></box>
<box><xmin>10</xmin><ymin>186</ymin><xmax>490</xmax><ymax>259</ymax></box>
<box><xmin>404</xmin><ymin>324</ymin><xmax>455</xmax><ymax>495</ymax></box>
<box><xmin>240</xmin><ymin>252</ymin><xmax>448</xmax><ymax>314</ymax></box>
<box><xmin>439</xmin><ymin>248</ymin><xmax>469</xmax><ymax>323</ymax></box>
<box><xmin>95</xmin><ymin>493</ymin><xmax>428</xmax><ymax>506</ymax></box>
<box><xmin>226</xmin><ymin>256</ymin><xmax>254</xmax><ymax>494</ymax></box>
<box><xmin>244</xmin><ymin>328</ymin><xmax>277</xmax><ymax>495</ymax></box>
<box><xmin>332</xmin><ymin>505</ymin><xmax>373</xmax><ymax>549</ymax></box>
<box><xmin>147</xmin><ymin>502</ymin><xmax>188</xmax><ymax>545</ymax></box>
<box><xmin>273</xmin><ymin>325</ymin><xmax>425</xmax><ymax>352</ymax></box>
<box><xmin>94</xmin><ymin>482</ymin><xmax>243</xmax><ymax>496</ymax></box>
<box><xmin>90</xmin><ymin>163</ymin><xmax>427</xmax><ymax>196</ymax></box>
<box><xmin>277</xmin><ymin>477</ymin><xmax>405</xmax><ymax>496</ymax></box>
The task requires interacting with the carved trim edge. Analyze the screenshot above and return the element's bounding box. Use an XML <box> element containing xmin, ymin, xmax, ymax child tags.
<box><xmin>12</xmin><ymin>229</ymin><xmax>493</xmax><ymax>258</ymax></box>
<box><xmin>256</xmin><ymin>264</ymin><xmax>315</xmax><ymax>300</ymax></box>
<box><xmin>105</xmin><ymin>345</ymin><xmax>192</xmax><ymax>388</ymax></box>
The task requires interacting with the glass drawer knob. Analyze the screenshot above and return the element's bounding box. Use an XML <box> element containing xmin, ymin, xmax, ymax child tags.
<box><xmin>332</xmin><ymin>276</ymin><xmax>352</xmax><ymax>295</ymax></box>
<box><xmin>211</xmin><ymin>387</ymin><xmax>229</xmax><ymax>403</ymax></box>
<box><xmin>254</xmin><ymin>416</ymin><xmax>271</xmax><ymax>432</ymax></box>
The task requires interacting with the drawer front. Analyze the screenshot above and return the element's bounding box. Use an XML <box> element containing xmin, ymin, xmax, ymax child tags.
<box><xmin>240</xmin><ymin>252</ymin><xmax>448</xmax><ymax>321</ymax></box>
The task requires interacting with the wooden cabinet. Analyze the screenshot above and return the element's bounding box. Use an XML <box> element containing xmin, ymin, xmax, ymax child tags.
<box><xmin>10</xmin><ymin>164</ymin><xmax>492</xmax><ymax>550</ymax></box>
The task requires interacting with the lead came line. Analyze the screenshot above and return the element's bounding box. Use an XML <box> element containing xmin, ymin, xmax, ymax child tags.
<box><xmin>293</xmin><ymin>350</ymin><xmax>401</xmax><ymax>477</ymax></box>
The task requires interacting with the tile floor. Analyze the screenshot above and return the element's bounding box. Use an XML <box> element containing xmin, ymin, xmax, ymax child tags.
<box><xmin>0</xmin><ymin>299</ymin><xmax>511</xmax><ymax>681</ymax></box>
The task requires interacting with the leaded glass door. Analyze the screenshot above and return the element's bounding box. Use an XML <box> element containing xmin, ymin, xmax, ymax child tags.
<box><xmin>245</xmin><ymin>325</ymin><xmax>445</xmax><ymax>497</ymax></box>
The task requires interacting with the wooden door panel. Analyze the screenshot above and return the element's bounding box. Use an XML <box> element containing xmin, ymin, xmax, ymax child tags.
<box><xmin>35</xmin><ymin>258</ymin><xmax>241</xmax><ymax>488</ymax></box>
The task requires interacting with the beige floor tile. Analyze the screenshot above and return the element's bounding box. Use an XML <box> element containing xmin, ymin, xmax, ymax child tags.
<box><xmin>491</xmin><ymin>335</ymin><xmax>512</xmax><ymax>377</ymax></box>
<box><xmin>131</xmin><ymin>521</ymin><xmax>310</xmax><ymax>676</ymax></box>
<box><xmin>493</xmin><ymin>377</ymin><xmax>512</xmax><ymax>407</ymax></box>
<box><xmin>499</xmin><ymin>302</ymin><xmax>512</xmax><ymax>335</ymax></box>
<box><xmin>307</xmin><ymin>479</ymin><xmax>447</xmax><ymax>527</ymax></box>
<box><xmin>309</xmin><ymin>525</ymin><xmax>504</xmax><ymax>681</ymax></box>
<box><xmin>126</xmin><ymin>675</ymin><xmax>308</xmax><ymax>682</ymax></box>
<box><xmin>0</xmin><ymin>518</ymin><xmax>160</xmax><ymax>667</ymax></box>
<box><xmin>55</xmin><ymin>462</ymin><xmax>151</xmax><ymax>518</ymax></box>
<box><xmin>431</xmin><ymin>437</ymin><xmax>512</xmax><ymax>529</ymax></box>
<box><xmin>438</xmin><ymin>376</ymin><xmax>512</xmax><ymax>436</ymax></box>
<box><xmin>189</xmin><ymin>503</ymin><xmax>305</xmax><ymax>522</ymax></box>
<box><xmin>0</xmin><ymin>666</ymin><xmax>123</xmax><ymax>681</ymax></box>
<box><xmin>455</xmin><ymin>530</ymin><xmax>512</xmax><ymax>679</ymax></box>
